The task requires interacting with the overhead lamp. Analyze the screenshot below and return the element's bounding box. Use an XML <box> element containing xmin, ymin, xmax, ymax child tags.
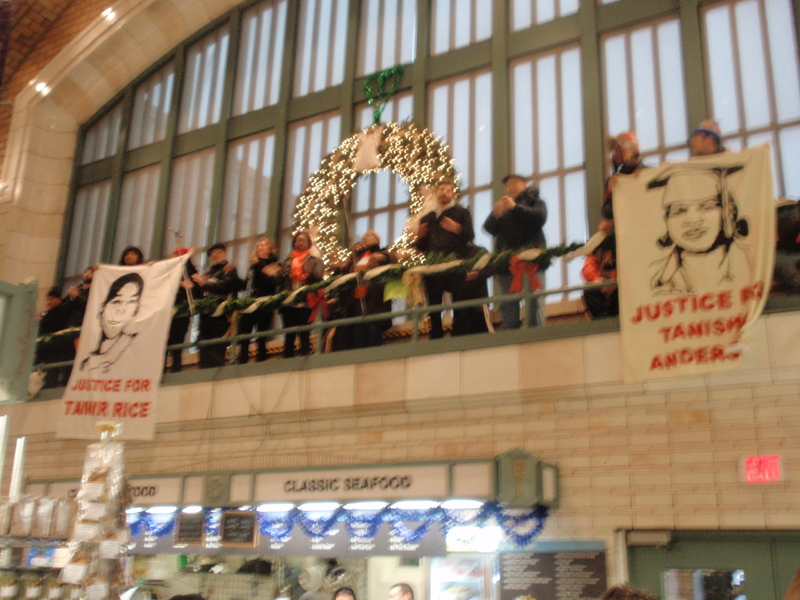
<box><xmin>257</xmin><ymin>503</ymin><xmax>295</xmax><ymax>513</ymax></box>
<box><xmin>342</xmin><ymin>501</ymin><xmax>388</xmax><ymax>510</ymax></box>
<box><xmin>298</xmin><ymin>502</ymin><xmax>340</xmax><ymax>512</ymax></box>
<box><xmin>390</xmin><ymin>500</ymin><xmax>438</xmax><ymax>510</ymax></box>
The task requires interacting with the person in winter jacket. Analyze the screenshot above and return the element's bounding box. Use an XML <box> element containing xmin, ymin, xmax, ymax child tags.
<box><xmin>276</xmin><ymin>231</ymin><xmax>324</xmax><ymax>357</ymax></box>
<box><xmin>236</xmin><ymin>238</ymin><xmax>279</xmax><ymax>363</ymax></box>
<box><xmin>483</xmin><ymin>174</ymin><xmax>548</xmax><ymax>328</ymax></box>
<box><xmin>192</xmin><ymin>243</ymin><xmax>242</xmax><ymax>368</ymax></box>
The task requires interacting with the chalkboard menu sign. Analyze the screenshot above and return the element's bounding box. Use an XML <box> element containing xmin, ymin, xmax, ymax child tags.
<box><xmin>174</xmin><ymin>512</ymin><xmax>205</xmax><ymax>546</ymax></box>
<box><xmin>500</xmin><ymin>551</ymin><xmax>606</xmax><ymax>600</ymax></box>
<box><xmin>220</xmin><ymin>511</ymin><xmax>258</xmax><ymax>548</ymax></box>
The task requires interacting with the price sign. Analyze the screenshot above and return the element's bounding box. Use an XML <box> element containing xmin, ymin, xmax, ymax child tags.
<box><xmin>220</xmin><ymin>511</ymin><xmax>258</xmax><ymax>548</ymax></box>
<box><xmin>174</xmin><ymin>512</ymin><xmax>205</xmax><ymax>546</ymax></box>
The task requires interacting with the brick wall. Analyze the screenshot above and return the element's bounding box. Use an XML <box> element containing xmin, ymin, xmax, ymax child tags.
<box><xmin>2</xmin><ymin>313</ymin><xmax>799</xmax><ymax>573</ymax></box>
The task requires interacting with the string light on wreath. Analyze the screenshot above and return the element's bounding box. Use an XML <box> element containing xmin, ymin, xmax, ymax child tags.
<box><xmin>292</xmin><ymin>122</ymin><xmax>457</xmax><ymax>270</ymax></box>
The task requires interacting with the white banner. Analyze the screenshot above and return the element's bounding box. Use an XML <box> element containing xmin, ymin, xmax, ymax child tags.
<box><xmin>615</xmin><ymin>146</ymin><xmax>775</xmax><ymax>381</ymax></box>
<box><xmin>57</xmin><ymin>256</ymin><xmax>187</xmax><ymax>440</ymax></box>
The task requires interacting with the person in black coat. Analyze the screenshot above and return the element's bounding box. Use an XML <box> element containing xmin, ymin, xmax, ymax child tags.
<box><xmin>483</xmin><ymin>174</ymin><xmax>547</xmax><ymax>329</ymax></box>
<box><xmin>415</xmin><ymin>180</ymin><xmax>485</xmax><ymax>338</ymax></box>
<box><xmin>191</xmin><ymin>243</ymin><xmax>242</xmax><ymax>368</ymax></box>
<box><xmin>276</xmin><ymin>231</ymin><xmax>324</xmax><ymax>358</ymax></box>
<box><xmin>330</xmin><ymin>230</ymin><xmax>397</xmax><ymax>350</ymax></box>
<box><xmin>36</xmin><ymin>286</ymin><xmax>74</xmax><ymax>387</ymax></box>
<box><xmin>165</xmin><ymin>247</ymin><xmax>202</xmax><ymax>373</ymax></box>
<box><xmin>236</xmin><ymin>238</ymin><xmax>279</xmax><ymax>363</ymax></box>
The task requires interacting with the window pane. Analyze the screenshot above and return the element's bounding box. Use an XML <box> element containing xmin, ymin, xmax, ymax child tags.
<box><xmin>703</xmin><ymin>0</ymin><xmax>800</xmax><ymax>196</ymax></box>
<box><xmin>81</xmin><ymin>104</ymin><xmax>122</xmax><ymax>165</ymax></box>
<box><xmin>233</xmin><ymin>0</ymin><xmax>287</xmax><ymax>116</ymax></box>
<box><xmin>294</xmin><ymin>0</ymin><xmax>349</xmax><ymax>97</ymax></box>
<box><xmin>221</xmin><ymin>130</ymin><xmax>276</xmax><ymax>269</ymax></box>
<box><xmin>734</xmin><ymin>0</ymin><xmax>770</xmax><ymax>129</ymax></box>
<box><xmin>65</xmin><ymin>181</ymin><xmax>112</xmax><ymax>278</ymax></box>
<box><xmin>512</xmin><ymin>0</ymin><xmax>578</xmax><ymax>30</ymax></box>
<box><xmin>512</xmin><ymin>45</ymin><xmax>586</xmax><ymax>299</ymax></box>
<box><xmin>765</xmin><ymin>0</ymin><xmax>800</xmax><ymax>122</ymax></box>
<box><xmin>603</xmin><ymin>17</ymin><xmax>687</xmax><ymax>164</ymax></box>
<box><xmin>281</xmin><ymin>112</ymin><xmax>342</xmax><ymax>253</ymax></box>
<box><xmin>166</xmin><ymin>149</ymin><xmax>216</xmax><ymax>251</ymax></box>
<box><xmin>704</xmin><ymin>5</ymin><xmax>741</xmax><ymax>133</ymax></box>
<box><xmin>431</xmin><ymin>0</ymin><xmax>491</xmax><ymax>55</ymax></box>
<box><xmin>428</xmin><ymin>69</ymin><xmax>492</xmax><ymax>249</ymax></box>
<box><xmin>350</xmin><ymin>95</ymin><xmax>414</xmax><ymax>248</ymax></box>
<box><xmin>128</xmin><ymin>62</ymin><xmax>175</xmax><ymax>149</ymax></box>
<box><xmin>179</xmin><ymin>25</ymin><xmax>230</xmax><ymax>134</ymax></box>
<box><xmin>657</xmin><ymin>20</ymin><xmax>688</xmax><ymax>147</ymax></box>
<box><xmin>114</xmin><ymin>165</ymin><xmax>161</xmax><ymax>260</ymax></box>
<box><xmin>359</xmin><ymin>0</ymin><xmax>416</xmax><ymax>74</ymax></box>
<box><xmin>779</xmin><ymin>126</ymin><xmax>800</xmax><ymax>197</ymax></box>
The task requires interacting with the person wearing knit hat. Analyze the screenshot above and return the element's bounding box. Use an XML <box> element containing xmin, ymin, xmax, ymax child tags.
<box><xmin>690</xmin><ymin>119</ymin><xmax>725</xmax><ymax>157</ymax></box>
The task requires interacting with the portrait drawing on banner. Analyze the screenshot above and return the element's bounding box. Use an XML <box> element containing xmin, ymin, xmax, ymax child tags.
<box><xmin>81</xmin><ymin>272</ymin><xmax>144</xmax><ymax>374</ymax></box>
<box><xmin>647</xmin><ymin>164</ymin><xmax>753</xmax><ymax>296</ymax></box>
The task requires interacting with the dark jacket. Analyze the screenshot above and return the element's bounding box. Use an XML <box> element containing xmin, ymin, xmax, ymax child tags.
<box><xmin>38</xmin><ymin>299</ymin><xmax>72</xmax><ymax>335</ymax></box>
<box><xmin>247</xmin><ymin>255</ymin><xmax>280</xmax><ymax>297</ymax></box>
<box><xmin>201</xmin><ymin>260</ymin><xmax>242</xmax><ymax>299</ymax></box>
<box><xmin>333</xmin><ymin>244</ymin><xmax>396</xmax><ymax>317</ymax></box>
<box><xmin>63</xmin><ymin>285</ymin><xmax>91</xmax><ymax>328</ymax></box>
<box><xmin>415</xmin><ymin>203</ymin><xmax>475</xmax><ymax>258</ymax></box>
<box><xmin>175</xmin><ymin>259</ymin><xmax>203</xmax><ymax>307</ymax></box>
<box><xmin>483</xmin><ymin>186</ymin><xmax>547</xmax><ymax>252</ymax></box>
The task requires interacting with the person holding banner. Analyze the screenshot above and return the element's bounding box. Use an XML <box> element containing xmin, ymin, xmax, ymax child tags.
<box><xmin>166</xmin><ymin>247</ymin><xmax>201</xmax><ymax>373</ymax></box>
<box><xmin>118</xmin><ymin>245</ymin><xmax>145</xmax><ymax>266</ymax></box>
<box><xmin>689</xmin><ymin>119</ymin><xmax>725</xmax><ymax>157</ymax></box>
<box><xmin>192</xmin><ymin>243</ymin><xmax>242</xmax><ymax>368</ymax></box>
<box><xmin>276</xmin><ymin>231</ymin><xmax>324</xmax><ymax>358</ymax></box>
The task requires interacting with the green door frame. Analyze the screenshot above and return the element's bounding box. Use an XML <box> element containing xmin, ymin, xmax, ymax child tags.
<box><xmin>628</xmin><ymin>530</ymin><xmax>800</xmax><ymax>600</ymax></box>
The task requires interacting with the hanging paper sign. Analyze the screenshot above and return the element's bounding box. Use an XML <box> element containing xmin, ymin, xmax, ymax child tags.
<box><xmin>614</xmin><ymin>146</ymin><xmax>775</xmax><ymax>381</ymax></box>
<box><xmin>220</xmin><ymin>511</ymin><xmax>258</xmax><ymax>548</ymax></box>
<box><xmin>56</xmin><ymin>256</ymin><xmax>188</xmax><ymax>440</ymax></box>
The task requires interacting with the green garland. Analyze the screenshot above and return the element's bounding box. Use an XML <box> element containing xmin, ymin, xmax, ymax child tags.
<box><xmin>36</xmin><ymin>244</ymin><xmax>587</xmax><ymax>353</ymax></box>
<box><xmin>364</xmin><ymin>65</ymin><xmax>406</xmax><ymax>125</ymax></box>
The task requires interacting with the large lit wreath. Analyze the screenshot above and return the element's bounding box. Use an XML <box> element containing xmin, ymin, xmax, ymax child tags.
<box><xmin>292</xmin><ymin>122</ymin><xmax>457</xmax><ymax>268</ymax></box>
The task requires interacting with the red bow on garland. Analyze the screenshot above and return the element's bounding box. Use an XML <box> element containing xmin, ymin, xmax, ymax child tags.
<box><xmin>509</xmin><ymin>256</ymin><xmax>542</xmax><ymax>293</ymax></box>
<box><xmin>306</xmin><ymin>289</ymin><xmax>329</xmax><ymax>323</ymax></box>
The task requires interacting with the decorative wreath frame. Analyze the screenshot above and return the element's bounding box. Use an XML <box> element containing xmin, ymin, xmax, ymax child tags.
<box><xmin>292</xmin><ymin>122</ymin><xmax>457</xmax><ymax>268</ymax></box>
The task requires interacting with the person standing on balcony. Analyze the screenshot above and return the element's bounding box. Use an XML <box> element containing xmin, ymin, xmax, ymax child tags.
<box><xmin>236</xmin><ymin>237</ymin><xmax>279</xmax><ymax>363</ymax></box>
<box><xmin>415</xmin><ymin>179</ymin><xmax>479</xmax><ymax>339</ymax></box>
<box><xmin>275</xmin><ymin>230</ymin><xmax>324</xmax><ymax>358</ymax></box>
<box><xmin>690</xmin><ymin>119</ymin><xmax>726</xmax><ymax>157</ymax></box>
<box><xmin>483</xmin><ymin>174</ymin><xmax>548</xmax><ymax>328</ymax></box>
<box><xmin>191</xmin><ymin>243</ymin><xmax>242</xmax><ymax>368</ymax></box>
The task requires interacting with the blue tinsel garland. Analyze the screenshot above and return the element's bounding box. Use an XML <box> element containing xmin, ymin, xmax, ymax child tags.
<box><xmin>127</xmin><ymin>502</ymin><xmax>549</xmax><ymax>547</ymax></box>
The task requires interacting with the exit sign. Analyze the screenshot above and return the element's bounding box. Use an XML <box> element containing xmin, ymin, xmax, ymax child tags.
<box><xmin>743</xmin><ymin>455</ymin><xmax>782</xmax><ymax>483</ymax></box>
